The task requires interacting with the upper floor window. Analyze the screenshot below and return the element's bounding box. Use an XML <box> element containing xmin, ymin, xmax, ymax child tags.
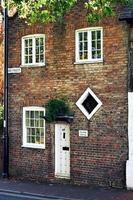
<box><xmin>23</xmin><ymin>106</ymin><xmax>45</xmax><ymax>149</ymax></box>
<box><xmin>75</xmin><ymin>28</ymin><xmax>103</xmax><ymax>63</ymax></box>
<box><xmin>22</xmin><ymin>34</ymin><xmax>45</xmax><ymax>66</ymax></box>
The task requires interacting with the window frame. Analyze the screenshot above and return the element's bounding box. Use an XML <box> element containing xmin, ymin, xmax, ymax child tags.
<box><xmin>22</xmin><ymin>106</ymin><xmax>45</xmax><ymax>149</ymax></box>
<box><xmin>75</xmin><ymin>27</ymin><xmax>103</xmax><ymax>64</ymax></box>
<box><xmin>76</xmin><ymin>87</ymin><xmax>102</xmax><ymax>120</ymax></box>
<box><xmin>22</xmin><ymin>34</ymin><xmax>45</xmax><ymax>67</ymax></box>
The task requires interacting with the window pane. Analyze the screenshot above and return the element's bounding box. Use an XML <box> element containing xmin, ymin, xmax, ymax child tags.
<box><xmin>29</xmin><ymin>48</ymin><xmax>32</xmax><ymax>54</ymax></box>
<box><xmin>79</xmin><ymin>52</ymin><xmax>83</xmax><ymax>60</ymax></box>
<box><xmin>97</xmin><ymin>50</ymin><xmax>101</xmax><ymax>58</ymax></box>
<box><xmin>30</xmin><ymin>120</ymin><xmax>34</xmax><ymax>127</ymax></box>
<box><xmin>79</xmin><ymin>32</ymin><xmax>82</xmax><ymax>41</ymax></box>
<box><xmin>27</xmin><ymin>136</ymin><xmax>30</xmax><ymax>143</ymax></box>
<box><xmin>40</xmin><ymin>137</ymin><xmax>44</xmax><ymax>144</ymax></box>
<box><xmin>79</xmin><ymin>42</ymin><xmax>83</xmax><ymax>51</ymax></box>
<box><xmin>84</xmin><ymin>32</ymin><xmax>87</xmax><ymax>41</ymax></box>
<box><xmin>97</xmin><ymin>41</ymin><xmax>101</xmax><ymax>50</ymax></box>
<box><xmin>35</xmin><ymin>119</ymin><xmax>39</xmax><ymax>127</ymax></box>
<box><xmin>36</xmin><ymin>55</ymin><xmax>39</xmax><ymax>63</ymax></box>
<box><xmin>26</xmin><ymin>119</ymin><xmax>30</xmax><ymax>126</ymax></box>
<box><xmin>25</xmin><ymin>40</ymin><xmax>28</xmax><ymax>47</ymax></box>
<box><xmin>29</xmin><ymin>56</ymin><xmax>32</xmax><ymax>63</ymax></box>
<box><xmin>35</xmin><ymin>111</ymin><xmax>39</xmax><ymax>118</ymax></box>
<box><xmin>92</xmin><ymin>41</ymin><xmax>96</xmax><ymax>49</ymax></box>
<box><xmin>92</xmin><ymin>31</ymin><xmax>96</xmax><ymax>40</ymax></box>
<box><xmin>36</xmin><ymin>46</ymin><xmax>39</xmax><ymax>54</ymax></box>
<box><xmin>40</xmin><ymin>55</ymin><xmax>44</xmax><ymax>63</ymax></box>
<box><xmin>36</xmin><ymin>38</ymin><xmax>39</xmax><ymax>46</ymax></box>
<box><xmin>40</xmin><ymin>111</ymin><xmax>44</xmax><ymax>117</ymax></box>
<box><xmin>30</xmin><ymin>111</ymin><xmax>34</xmax><ymax>118</ymax></box>
<box><xmin>40</xmin><ymin>38</ymin><xmax>44</xmax><ymax>46</ymax></box>
<box><xmin>26</xmin><ymin>111</ymin><xmax>29</xmax><ymax>118</ymax></box>
<box><xmin>25</xmin><ymin>56</ymin><xmax>28</xmax><ymax>64</ymax></box>
<box><xmin>84</xmin><ymin>51</ymin><xmax>88</xmax><ymax>59</ymax></box>
<box><xmin>97</xmin><ymin>31</ymin><xmax>101</xmax><ymax>39</ymax></box>
<box><xmin>32</xmin><ymin>136</ymin><xmax>35</xmax><ymax>143</ymax></box>
<box><xmin>40</xmin><ymin>46</ymin><xmax>44</xmax><ymax>54</ymax></box>
<box><xmin>92</xmin><ymin>51</ymin><xmax>97</xmax><ymax>59</ymax></box>
<box><xmin>32</xmin><ymin>128</ymin><xmax>35</xmax><ymax>136</ymax></box>
<box><xmin>29</xmin><ymin>39</ymin><xmax>32</xmax><ymax>46</ymax></box>
<box><xmin>27</xmin><ymin>128</ymin><xmax>30</xmax><ymax>135</ymax></box>
<box><xmin>84</xmin><ymin>42</ymin><xmax>88</xmax><ymax>51</ymax></box>
<box><xmin>40</xmin><ymin>119</ymin><xmax>44</xmax><ymax>127</ymax></box>
<box><xmin>40</xmin><ymin>128</ymin><xmax>44</xmax><ymax>136</ymax></box>
<box><xmin>25</xmin><ymin>48</ymin><xmax>28</xmax><ymax>55</ymax></box>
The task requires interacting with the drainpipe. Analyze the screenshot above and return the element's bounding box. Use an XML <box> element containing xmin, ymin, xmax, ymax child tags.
<box><xmin>2</xmin><ymin>1</ymin><xmax>9</xmax><ymax>178</ymax></box>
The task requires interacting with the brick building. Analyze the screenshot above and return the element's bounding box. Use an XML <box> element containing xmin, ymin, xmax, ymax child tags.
<box><xmin>7</xmin><ymin>1</ymin><xmax>133</xmax><ymax>188</ymax></box>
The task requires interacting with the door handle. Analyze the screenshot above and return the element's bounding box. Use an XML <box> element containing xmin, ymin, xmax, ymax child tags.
<box><xmin>62</xmin><ymin>147</ymin><xmax>69</xmax><ymax>151</ymax></box>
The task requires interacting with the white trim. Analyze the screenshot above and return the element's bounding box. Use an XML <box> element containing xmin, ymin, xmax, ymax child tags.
<box><xmin>23</xmin><ymin>106</ymin><xmax>45</xmax><ymax>149</ymax></box>
<box><xmin>21</xmin><ymin>34</ymin><xmax>45</xmax><ymax>66</ymax></box>
<box><xmin>75</xmin><ymin>27</ymin><xmax>103</xmax><ymax>63</ymax></box>
<box><xmin>126</xmin><ymin>92</ymin><xmax>133</xmax><ymax>189</ymax></box>
<box><xmin>20</xmin><ymin>64</ymin><xmax>46</xmax><ymax>68</ymax></box>
<box><xmin>76</xmin><ymin>88</ymin><xmax>102</xmax><ymax>120</ymax></box>
<box><xmin>74</xmin><ymin>60</ymin><xmax>103</xmax><ymax>65</ymax></box>
<box><xmin>8</xmin><ymin>68</ymin><xmax>21</xmax><ymax>74</ymax></box>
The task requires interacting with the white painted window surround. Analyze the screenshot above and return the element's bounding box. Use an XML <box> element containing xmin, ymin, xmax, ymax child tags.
<box><xmin>21</xmin><ymin>34</ymin><xmax>45</xmax><ymax>67</ymax></box>
<box><xmin>75</xmin><ymin>27</ymin><xmax>103</xmax><ymax>64</ymax></box>
<box><xmin>22</xmin><ymin>106</ymin><xmax>45</xmax><ymax>149</ymax></box>
<box><xmin>76</xmin><ymin>87</ymin><xmax>102</xmax><ymax>120</ymax></box>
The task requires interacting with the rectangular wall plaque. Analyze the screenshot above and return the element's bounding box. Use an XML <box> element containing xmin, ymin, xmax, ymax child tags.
<box><xmin>8</xmin><ymin>68</ymin><xmax>21</xmax><ymax>74</ymax></box>
<box><xmin>79</xmin><ymin>130</ymin><xmax>88</xmax><ymax>137</ymax></box>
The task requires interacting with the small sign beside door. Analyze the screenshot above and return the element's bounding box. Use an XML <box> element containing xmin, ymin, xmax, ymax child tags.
<box><xmin>79</xmin><ymin>130</ymin><xmax>88</xmax><ymax>137</ymax></box>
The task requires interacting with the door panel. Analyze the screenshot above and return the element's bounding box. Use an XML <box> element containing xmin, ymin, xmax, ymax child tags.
<box><xmin>55</xmin><ymin>124</ymin><xmax>70</xmax><ymax>178</ymax></box>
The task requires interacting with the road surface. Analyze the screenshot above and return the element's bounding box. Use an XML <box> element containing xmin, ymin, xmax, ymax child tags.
<box><xmin>0</xmin><ymin>191</ymin><xmax>63</xmax><ymax>200</ymax></box>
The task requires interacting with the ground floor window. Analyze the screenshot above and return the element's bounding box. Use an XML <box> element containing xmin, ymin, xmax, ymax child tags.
<box><xmin>22</xmin><ymin>106</ymin><xmax>45</xmax><ymax>149</ymax></box>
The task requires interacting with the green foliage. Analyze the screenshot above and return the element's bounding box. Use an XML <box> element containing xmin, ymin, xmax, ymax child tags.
<box><xmin>85</xmin><ymin>0</ymin><xmax>133</xmax><ymax>23</ymax></box>
<box><xmin>12</xmin><ymin>0</ymin><xmax>77</xmax><ymax>24</ymax></box>
<box><xmin>45</xmin><ymin>99</ymin><xmax>73</xmax><ymax>123</ymax></box>
<box><xmin>10</xmin><ymin>0</ymin><xmax>133</xmax><ymax>24</ymax></box>
<box><xmin>0</xmin><ymin>105</ymin><xmax>3</xmax><ymax>130</ymax></box>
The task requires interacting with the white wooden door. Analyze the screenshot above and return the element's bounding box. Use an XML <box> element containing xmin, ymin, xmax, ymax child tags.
<box><xmin>55</xmin><ymin>124</ymin><xmax>70</xmax><ymax>178</ymax></box>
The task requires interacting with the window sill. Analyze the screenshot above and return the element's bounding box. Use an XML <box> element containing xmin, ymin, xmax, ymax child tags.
<box><xmin>20</xmin><ymin>64</ymin><xmax>46</xmax><ymax>68</ymax></box>
<box><xmin>22</xmin><ymin>144</ymin><xmax>45</xmax><ymax>149</ymax></box>
<box><xmin>74</xmin><ymin>60</ymin><xmax>103</xmax><ymax>65</ymax></box>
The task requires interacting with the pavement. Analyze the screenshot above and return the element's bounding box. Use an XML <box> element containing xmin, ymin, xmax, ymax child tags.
<box><xmin>0</xmin><ymin>178</ymin><xmax>133</xmax><ymax>200</ymax></box>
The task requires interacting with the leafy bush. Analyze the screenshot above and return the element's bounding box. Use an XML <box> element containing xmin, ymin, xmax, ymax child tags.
<box><xmin>45</xmin><ymin>99</ymin><xmax>73</xmax><ymax>122</ymax></box>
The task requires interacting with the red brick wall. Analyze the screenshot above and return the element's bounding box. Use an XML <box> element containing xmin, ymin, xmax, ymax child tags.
<box><xmin>8</xmin><ymin>1</ymin><xmax>128</xmax><ymax>188</ymax></box>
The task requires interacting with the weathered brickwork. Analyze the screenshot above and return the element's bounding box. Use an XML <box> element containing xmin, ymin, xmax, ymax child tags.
<box><xmin>8</xmin><ymin>1</ymin><xmax>128</xmax><ymax>188</ymax></box>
